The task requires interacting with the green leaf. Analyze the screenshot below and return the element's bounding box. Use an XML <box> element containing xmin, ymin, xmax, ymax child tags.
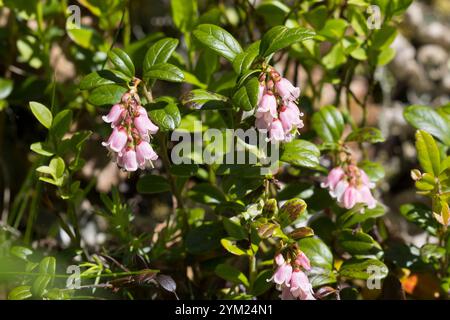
<box><xmin>66</xmin><ymin>25</ymin><xmax>104</xmax><ymax>51</ymax></box>
<box><xmin>304</xmin><ymin>5</ymin><xmax>328</xmax><ymax>30</ymax></box>
<box><xmin>322</xmin><ymin>42</ymin><xmax>346</xmax><ymax>69</ymax></box>
<box><xmin>259</xmin><ymin>26</ymin><xmax>315</xmax><ymax>57</ymax></box>
<box><xmin>280</xmin><ymin>139</ymin><xmax>321</xmax><ymax>169</ymax></box>
<box><xmin>220</xmin><ymin>238</ymin><xmax>247</xmax><ymax>256</ymax></box>
<box><xmin>420</xmin><ymin>244</ymin><xmax>445</xmax><ymax>263</ymax></box>
<box><xmin>193</xmin><ymin>24</ymin><xmax>243</xmax><ymax>62</ymax></box>
<box><xmin>311</xmin><ymin>105</ymin><xmax>344</xmax><ymax>143</ymax></box>
<box><xmin>79</xmin><ymin>70</ymin><xmax>125</xmax><ymax>90</ymax></box>
<box><xmin>415</xmin><ymin>130</ymin><xmax>440</xmax><ymax>176</ymax></box>
<box><xmin>10</xmin><ymin>246</ymin><xmax>33</xmax><ymax>261</ymax></box>
<box><xmin>339</xmin><ymin>258</ymin><xmax>388</xmax><ymax>280</ymax></box>
<box><xmin>171</xmin><ymin>0</ymin><xmax>198</xmax><ymax>32</ymax></box>
<box><xmin>337</xmin><ymin>229</ymin><xmax>382</xmax><ymax>255</ymax></box>
<box><xmin>232</xmin><ymin>76</ymin><xmax>259</xmax><ymax>111</ymax></box>
<box><xmin>137</xmin><ymin>175</ymin><xmax>170</xmax><ymax>194</ymax></box>
<box><xmin>29</xmin><ymin>101</ymin><xmax>52</xmax><ymax>129</ymax></box>
<box><xmin>255</xmin><ymin>1</ymin><xmax>290</xmax><ymax>26</ymax></box>
<box><xmin>88</xmin><ymin>84</ymin><xmax>127</xmax><ymax>107</ymax></box>
<box><xmin>144</xmin><ymin>63</ymin><xmax>184</xmax><ymax>83</ymax></box>
<box><xmin>108</xmin><ymin>48</ymin><xmax>135</xmax><ymax>79</ymax></box>
<box><xmin>39</xmin><ymin>256</ymin><xmax>56</xmax><ymax>276</ymax></box>
<box><xmin>49</xmin><ymin>157</ymin><xmax>65</xmax><ymax>179</ymax></box>
<box><xmin>147</xmin><ymin>99</ymin><xmax>181</xmax><ymax>131</ymax></box>
<box><xmin>399</xmin><ymin>203</ymin><xmax>439</xmax><ymax>235</ymax></box>
<box><xmin>170</xmin><ymin>164</ymin><xmax>199</xmax><ymax>177</ymax></box>
<box><xmin>319</xmin><ymin>19</ymin><xmax>348</xmax><ymax>41</ymax></box>
<box><xmin>8</xmin><ymin>286</ymin><xmax>32</xmax><ymax>300</ymax></box>
<box><xmin>371</xmin><ymin>25</ymin><xmax>397</xmax><ymax>50</ymax></box>
<box><xmin>0</xmin><ymin>77</ymin><xmax>13</xmax><ymax>99</ymax></box>
<box><xmin>232</xmin><ymin>41</ymin><xmax>260</xmax><ymax>74</ymax></box>
<box><xmin>298</xmin><ymin>237</ymin><xmax>336</xmax><ymax>287</ymax></box>
<box><xmin>404</xmin><ymin>105</ymin><xmax>450</xmax><ymax>145</ymax></box>
<box><xmin>30</xmin><ymin>142</ymin><xmax>54</xmax><ymax>157</ymax></box>
<box><xmin>181</xmin><ymin>89</ymin><xmax>229</xmax><ymax>110</ymax></box>
<box><xmin>186</xmin><ymin>222</ymin><xmax>224</xmax><ymax>254</ymax></box>
<box><xmin>346</xmin><ymin>127</ymin><xmax>385</xmax><ymax>143</ymax></box>
<box><xmin>50</xmin><ymin>110</ymin><xmax>72</xmax><ymax>140</ymax></box>
<box><xmin>143</xmin><ymin>38</ymin><xmax>179</xmax><ymax>75</ymax></box>
<box><xmin>32</xmin><ymin>274</ymin><xmax>52</xmax><ymax>297</ymax></box>
<box><xmin>223</xmin><ymin>217</ymin><xmax>247</xmax><ymax>240</ymax></box>
<box><xmin>251</xmin><ymin>269</ymin><xmax>273</xmax><ymax>296</ymax></box>
<box><xmin>215</xmin><ymin>264</ymin><xmax>249</xmax><ymax>287</ymax></box>
<box><xmin>338</xmin><ymin>204</ymin><xmax>386</xmax><ymax>228</ymax></box>
<box><xmin>188</xmin><ymin>183</ymin><xmax>226</xmax><ymax>205</ymax></box>
<box><xmin>358</xmin><ymin>161</ymin><xmax>385</xmax><ymax>183</ymax></box>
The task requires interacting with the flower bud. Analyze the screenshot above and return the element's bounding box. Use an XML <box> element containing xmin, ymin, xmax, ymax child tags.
<box><xmin>262</xmin><ymin>198</ymin><xmax>278</xmax><ymax>218</ymax></box>
<box><xmin>278</xmin><ymin>198</ymin><xmax>307</xmax><ymax>227</ymax></box>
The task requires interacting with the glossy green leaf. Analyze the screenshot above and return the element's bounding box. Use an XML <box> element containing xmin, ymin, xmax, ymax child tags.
<box><xmin>88</xmin><ymin>84</ymin><xmax>127</xmax><ymax>106</ymax></box>
<box><xmin>232</xmin><ymin>76</ymin><xmax>259</xmax><ymax>111</ymax></box>
<box><xmin>144</xmin><ymin>63</ymin><xmax>184</xmax><ymax>83</ymax></box>
<box><xmin>215</xmin><ymin>263</ymin><xmax>249</xmax><ymax>287</ymax></box>
<box><xmin>399</xmin><ymin>203</ymin><xmax>439</xmax><ymax>235</ymax></box>
<box><xmin>148</xmin><ymin>99</ymin><xmax>181</xmax><ymax>131</ymax></box>
<box><xmin>181</xmin><ymin>89</ymin><xmax>229</xmax><ymax>110</ymax></box>
<box><xmin>137</xmin><ymin>175</ymin><xmax>170</xmax><ymax>194</ymax></box>
<box><xmin>298</xmin><ymin>237</ymin><xmax>336</xmax><ymax>287</ymax></box>
<box><xmin>29</xmin><ymin>101</ymin><xmax>52</xmax><ymax>129</ymax></box>
<box><xmin>193</xmin><ymin>24</ymin><xmax>243</xmax><ymax>62</ymax></box>
<box><xmin>79</xmin><ymin>70</ymin><xmax>125</xmax><ymax>90</ymax></box>
<box><xmin>280</xmin><ymin>139</ymin><xmax>321</xmax><ymax>169</ymax></box>
<box><xmin>337</xmin><ymin>229</ymin><xmax>382</xmax><ymax>255</ymax></box>
<box><xmin>311</xmin><ymin>105</ymin><xmax>344</xmax><ymax>143</ymax></box>
<box><xmin>108</xmin><ymin>48</ymin><xmax>135</xmax><ymax>79</ymax></box>
<box><xmin>346</xmin><ymin>127</ymin><xmax>385</xmax><ymax>143</ymax></box>
<box><xmin>415</xmin><ymin>130</ymin><xmax>440</xmax><ymax>176</ymax></box>
<box><xmin>143</xmin><ymin>38</ymin><xmax>179</xmax><ymax>75</ymax></box>
<box><xmin>339</xmin><ymin>258</ymin><xmax>388</xmax><ymax>280</ymax></box>
<box><xmin>337</xmin><ymin>204</ymin><xmax>386</xmax><ymax>228</ymax></box>
<box><xmin>404</xmin><ymin>105</ymin><xmax>450</xmax><ymax>145</ymax></box>
<box><xmin>232</xmin><ymin>41</ymin><xmax>260</xmax><ymax>74</ymax></box>
<box><xmin>259</xmin><ymin>26</ymin><xmax>315</xmax><ymax>57</ymax></box>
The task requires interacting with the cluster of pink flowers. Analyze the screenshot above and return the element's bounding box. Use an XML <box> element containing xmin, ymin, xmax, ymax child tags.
<box><xmin>102</xmin><ymin>91</ymin><xmax>159</xmax><ymax>172</ymax></box>
<box><xmin>321</xmin><ymin>164</ymin><xmax>377</xmax><ymax>209</ymax></box>
<box><xmin>255</xmin><ymin>69</ymin><xmax>304</xmax><ymax>142</ymax></box>
<box><xmin>269</xmin><ymin>251</ymin><xmax>315</xmax><ymax>300</ymax></box>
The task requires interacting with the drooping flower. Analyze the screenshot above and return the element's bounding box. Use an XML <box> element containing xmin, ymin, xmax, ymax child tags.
<box><xmin>288</xmin><ymin>270</ymin><xmax>315</xmax><ymax>300</ymax></box>
<box><xmin>321</xmin><ymin>164</ymin><xmax>377</xmax><ymax>209</ymax></box>
<box><xmin>270</xmin><ymin>262</ymin><xmax>293</xmax><ymax>287</ymax></box>
<box><xmin>102</xmin><ymin>90</ymin><xmax>159</xmax><ymax>172</ymax></box>
<box><xmin>254</xmin><ymin>68</ymin><xmax>304</xmax><ymax>143</ymax></box>
<box><xmin>295</xmin><ymin>251</ymin><xmax>311</xmax><ymax>271</ymax></box>
<box><xmin>136</xmin><ymin>140</ymin><xmax>158</xmax><ymax>169</ymax></box>
<box><xmin>102</xmin><ymin>103</ymin><xmax>125</xmax><ymax>127</ymax></box>
<box><xmin>134</xmin><ymin>106</ymin><xmax>159</xmax><ymax>138</ymax></box>
<box><xmin>257</xmin><ymin>92</ymin><xmax>277</xmax><ymax>116</ymax></box>
<box><xmin>102</xmin><ymin>126</ymin><xmax>128</xmax><ymax>153</ymax></box>
<box><xmin>270</xmin><ymin>249</ymin><xmax>315</xmax><ymax>300</ymax></box>
<box><xmin>120</xmin><ymin>147</ymin><xmax>138</xmax><ymax>172</ymax></box>
<box><xmin>275</xmin><ymin>77</ymin><xmax>301</xmax><ymax>102</ymax></box>
<box><xmin>269</xmin><ymin>119</ymin><xmax>285</xmax><ymax>142</ymax></box>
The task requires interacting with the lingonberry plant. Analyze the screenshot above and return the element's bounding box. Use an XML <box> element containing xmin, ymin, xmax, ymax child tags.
<box><xmin>0</xmin><ymin>0</ymin><xmax>449</xmax><ymax>301</ymax></box>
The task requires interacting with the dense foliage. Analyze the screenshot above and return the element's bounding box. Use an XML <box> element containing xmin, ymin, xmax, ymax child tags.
<box><xmin>0</xmin><ymin>0</ymin><xmax>449</xmax><ymax>300</ymax></box>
